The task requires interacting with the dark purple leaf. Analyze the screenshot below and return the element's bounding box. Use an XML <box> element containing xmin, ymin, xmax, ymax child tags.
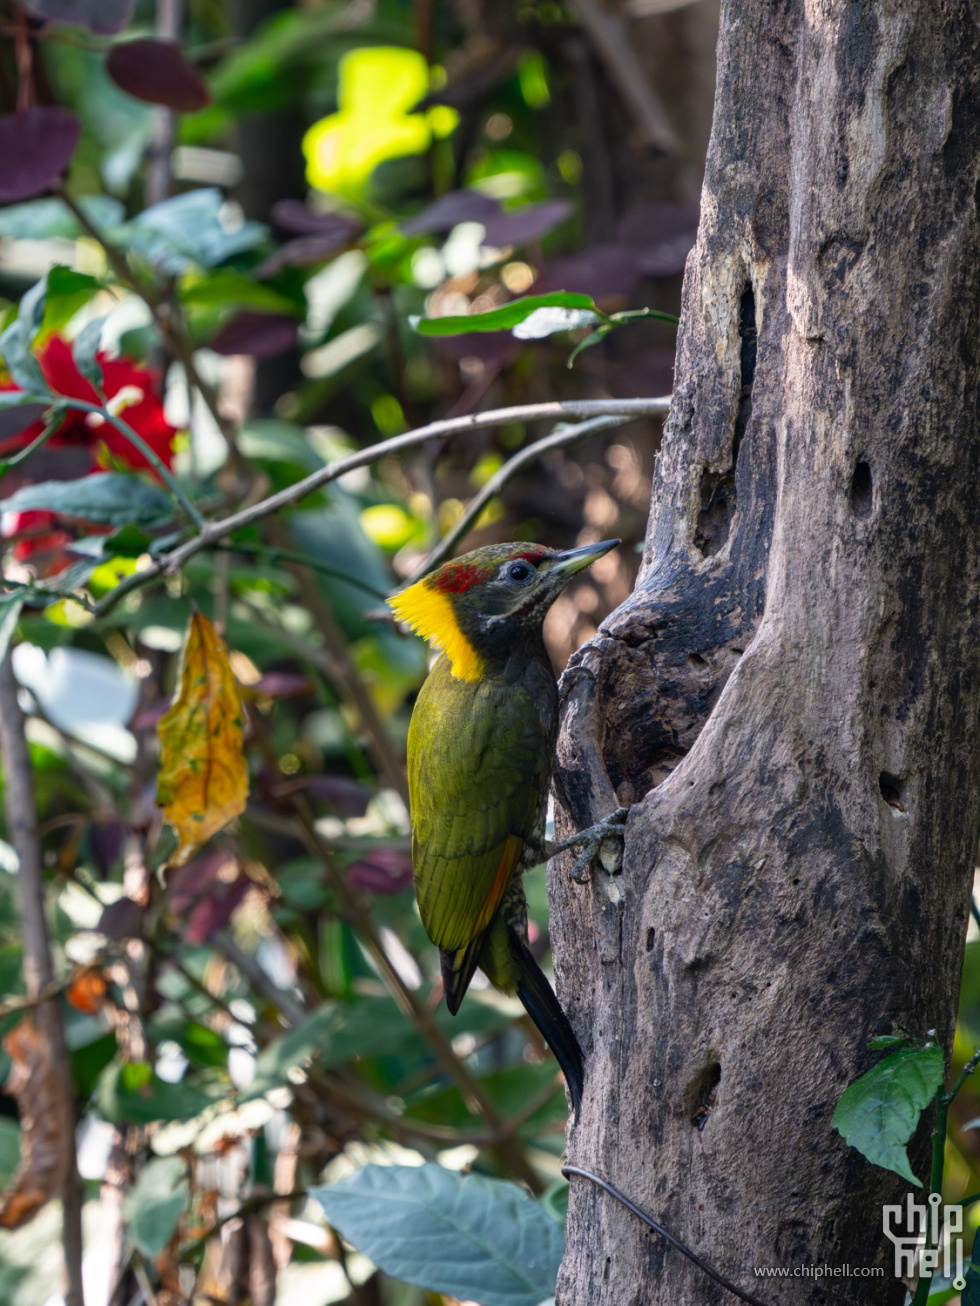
<box><xmin>257</xmin><ymin>232</ymin><xmax>360</xmax><ymax>277</ymax></box>
<box><xmin>106</xmin><ymin>39</ymin><xmax>211</xmax><ymax>113</ymax></box>
<box><xmin>347</xmin><ymin>847</ymin><xmax>414</xmax><ymax>895</ymax></box>
<box><xmin>617</xmin><ymin>201</ymin><xmax>699</xmax><ymax>278</ymax></box>
<box><xmin>21</xmin><ymin>0</ymin><xmax>134</xmax><ymax>33</ymax></box>
<box><xmin>433</xmin><ymin>331</ymin><xmax>520</xmax><ymax>368</ymax></box>
<box><xmin>167</xmin><ymin>847</ymin><xmax>233</xmax><ymax>914</ymax></box>
<box><xmin>304</xmin><ymin>775</ymin><xmax>372</xmax><ymax>818</ymax></box>
<box><xmin>480</xmin><ymin>200</ymin><xmax>572</xmax><ymax>248</ymax></box>
<box><xmin>0</xmin><ymin>107</ymin><xmax>81</xmax><ymax>203</ymax></box>
<box><xmin>270</xmin><ymin>200</ymin><xmax>362</xmax><ymax>240</ymax></box>
<box><xmin>130</xmin><ymin>702</ymin><xmax>169</xmax><ymax>732</ymax></box>
<box><xmin>638</xmin><ymin>233</ymin><xmax>697</xmax><ymax>278</ymax></box>
<box><xmin>0</xmin><ymin>402</ymin><xmax>45</xmax><ymax>443</ymax></box>
<box><xmin>210</xmin><ymin>312</ymin><xmax>298</xmax><ymax>359</ymax></box>
<box><xmin>184</xmin><ymin>875</ymin><xmax>250</xmax><ymax>943</ymax></box>
<box><xmin>89</xmin><ymin>817</ymin><xmax>128</xmax><ymax>875</ymax></box>
<box><xmin>617</xmin><ymin>200</ymin><xmax>699</xmax><ymax>245</ymax></box>
<box><xmin>98</xmin><ymin>895</ymin><xmax>144</xmax><ymax>941</ymax></box>
<box><xmin>401</xmin><ymin>190</ymin><xmax>501</xmax><ymax>235</ymax></box>
<box><xmin>531</xmin><ymin>247</ymin><xmax>646</xmax><ymax>301</ymax></box>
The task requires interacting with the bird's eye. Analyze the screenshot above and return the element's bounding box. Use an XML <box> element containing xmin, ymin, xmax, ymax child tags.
<box><xmin>507</xmin><ymin>561</ymin><xmax>534</xmax><ymax>583</ymax></box>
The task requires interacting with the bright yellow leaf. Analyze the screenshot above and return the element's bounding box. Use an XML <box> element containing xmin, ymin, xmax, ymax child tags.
<box><xmin>156</xmin><ymin>612</ymin><xmax>249</xmax><ymax>865</ymax></box>
<box><xmin>303</xmin><ymin>47</ymin><xmax>458</xmax><ymax>198</ymax></box>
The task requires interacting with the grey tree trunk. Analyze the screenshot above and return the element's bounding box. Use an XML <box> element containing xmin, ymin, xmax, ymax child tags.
<box><xmin>550</xmin><ymin>3</ymin><xmax>980</xmax><ymax>1304</ymax></box>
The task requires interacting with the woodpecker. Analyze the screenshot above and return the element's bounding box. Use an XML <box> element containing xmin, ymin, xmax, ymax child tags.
<box><xmin>389</xmin><ymin>540</ymin><xmax>627</xmax><ymax>1113</ymax></box>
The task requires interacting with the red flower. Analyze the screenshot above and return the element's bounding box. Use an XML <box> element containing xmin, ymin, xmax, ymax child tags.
<box><xmin>1</xmin><ymin>335</ymin><xmax>179</xmax><ymax>573</ymax></box>
<box><xmin>0</xmin><ymin>335</ymin><xmax>178</xmax><ymax>471</ymax></box>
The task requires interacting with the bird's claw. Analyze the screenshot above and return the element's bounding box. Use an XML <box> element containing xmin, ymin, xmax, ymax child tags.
<box><xmin>549</xmin><ymin>806</ymin><xmax>629</xmax><ymax>882</ymax></box>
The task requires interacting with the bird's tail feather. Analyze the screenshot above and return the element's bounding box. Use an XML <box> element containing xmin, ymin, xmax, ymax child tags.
<box><xmin>507</xmin><ymin>926</ymin><xmax>584</xmax><ymax>1116</ymax></box>
<box><xmin>440</xmin><ymin>938</ymin><xmax>485</xmax><ymax>1016</ymax></box>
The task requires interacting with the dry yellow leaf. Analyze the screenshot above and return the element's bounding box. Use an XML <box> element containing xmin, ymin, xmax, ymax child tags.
<box><xmin>156</xmin><ymin>612</ymin><xmax>249</xmax><ymax>865</ymax></box>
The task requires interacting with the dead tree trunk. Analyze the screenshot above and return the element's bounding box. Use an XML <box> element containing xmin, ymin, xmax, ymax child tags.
<box><xmin>550</xmin><ymin>3</ymin><xmax>980</xmax><ymax>1303</ymax></box>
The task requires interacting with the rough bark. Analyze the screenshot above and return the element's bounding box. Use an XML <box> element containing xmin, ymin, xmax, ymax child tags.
<box><xmin>550</xmin><ymin>3</ymin><xmax>980</xmax><ymax>1304</ymax></box>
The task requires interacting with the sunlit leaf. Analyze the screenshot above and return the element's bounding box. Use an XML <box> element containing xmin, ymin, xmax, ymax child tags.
<box><xmin>832</xmin><ymin>1043</ymin><xmax>944</xmax><ymax>1185</ymax></box>
<box><xmin>311</xmin><ymin>1163</ymin><xmax>564</xmax><ymax>1306</ymax></box>
<box><xmin>411</xmin><ymin>292</ymin><xmax>599</xmax><ymax>337</ymax></box>
<box><xmin>156</xmin><ymin>613</ymin><xmax>250</xmax><ymax>865</ymax></box>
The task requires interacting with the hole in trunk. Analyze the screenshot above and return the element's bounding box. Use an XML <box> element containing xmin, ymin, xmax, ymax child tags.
<box><xmin>851</xmin><ymin>460</ymin><xmax>873</xmax><ymax>517</ymax></box>
<box><xmin>646</xmin><ymin>927</ymin><xmax>656</xmax><ymax>952</ymax></box>
<box><xmin>687</xmin><ymin>652</ymin><xmax>708</xmax><ymax>670</ymax></box>
<box><xmin>879</xmin><ymin>772</ymin><xmax>908</xmax><ymax>813</ymax></box>
<box><xmin>733</xmin><ymin>282</ymin><xmax>757</xmax><ymax>464</ymax></box>
<box><xmin>686</xmin><ymin>1060</ymin><xmax>722</xmax><ymax>1129</ymax></box>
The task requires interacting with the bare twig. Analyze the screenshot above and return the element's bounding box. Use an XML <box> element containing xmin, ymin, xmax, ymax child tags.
<box><xmin>211</xmin><ymin>930</ymin><xmax>307</xmax><ymax>1027</ymax></box>
<box><xmin>0</xmin><ymin>652</ymin><xmax>85</xmax><ymax>1306</ymax></box>
<box><xmin>404</xmin><ymin>413</ymin><xmax>633</xmax><ymax>585</ymax></box>
<box><xmin>92</xmin><ymin>397</ymin><xmax>671</xmax><ymax>618</ymax></box>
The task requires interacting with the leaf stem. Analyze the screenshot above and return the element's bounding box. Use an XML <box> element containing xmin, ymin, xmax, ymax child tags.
<box><xmin>58</xmin><ymin>398</ymin><xmax>205</xmax><ymax>527</ymax></box>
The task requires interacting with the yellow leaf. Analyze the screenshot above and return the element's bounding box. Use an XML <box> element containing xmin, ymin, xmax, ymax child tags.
<box><xmin>156</xmin><ymin>612</ymin><xmax>249</xmax><ymax>865</ymax></box>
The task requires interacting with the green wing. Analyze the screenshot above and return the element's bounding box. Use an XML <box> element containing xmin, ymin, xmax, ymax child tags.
<box><xmin>407</xmin><ymin>657</ymin><xmax>553</xmax><ymax>953</ymax></box>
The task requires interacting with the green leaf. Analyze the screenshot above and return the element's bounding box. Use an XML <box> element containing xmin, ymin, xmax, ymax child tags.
<box><xmin>0</xmin><ymin>594</ymin><xmax>23</xmax><ymax>666</ymax></box>
<box><xmin>0</xmin><ymin>321</ymin><xmax>52</xmax><ymax>397</ymax></box>
<box><xmin>44</xmin><ymin>268</ymin><xmax>102</xmax><ymax>335</ymax></box>
<box><xmin>72</xmin><ymin>316</ymin><xmax>106</xmax><ymax>392</ymax></box>
<box><xmin>310</xmin><ymin>1164</ymin><xmax>565</xmax><ymax>1306</ymax></box>
<box><xmin>0</xmin><ymin>195</ymin><xmax>124</xmax><ymax>240</ymax></box>
<box><xmin>18</xmin><ymin>276</ymin><xmax>49</xmax><ymax>345</ymax></box>
<box><xmin>0</xmin><ymin>473</ymin><xmax>175</xmax><ymax>526</ymax></box>
<box><xmin>0</xmin><ymin>1117</ymin><xmax>20</xmax><ymax>1188</ymax></box>
<box><xmin>97</xmin><ymin>1059</ymin><xmax>214</xmax><ymax>1125</ymax></box>
<box><xmin>868</xmin><ymin>1034</ymin><xmax>913</xmax><ymax>1051</ymax></box>
<box><xmin>122</xmin><ymin>1156</ymin><xmax>187</xmax><ymax>1258</ymax></box>
<box><xmin>125</xmin><ymin>188</ymin><xmax>268</xmax><ymax>274</ymax></box>
<box><xmin>180</xmin><ymin>269</ymin><xmax>297</xmax><ymax>315</ymax></box>
<box><xmin>832</xmin><ymin>1043</ymin><xmax>944</xmax><ymax>1185</ymax></box>
<box><xmin>411</xmin><ymin>292</ymin><xmax>599</xmax><ymax>337</ymax></box>
<box><xmin>103</xmin><ymin>523</ymin><xmax>153</xmax><ymax>557</ymax></box>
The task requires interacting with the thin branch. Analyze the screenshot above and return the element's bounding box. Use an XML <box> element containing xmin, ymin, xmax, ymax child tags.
<box><xmin>404</xmin><ymin>413</ymin><xmax>632</xmax><ymax>584</ymax></box>
<box><xmin>92</xmin><ymin>397</ymin><xmax>670</xmax><ymax>618</ymax></box>
<box><xmin>0</xmin><ymin>652</ymin><xmax>85</xmax><ymax>1306</ymax></box>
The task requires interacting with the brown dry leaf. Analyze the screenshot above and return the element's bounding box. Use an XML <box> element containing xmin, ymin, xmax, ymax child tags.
<box><xmin>66</xmin><ymin>967</ymin><xmax>107</xmax><ymax>1014</ymax></box>
<box><xmin>156</xmin><ymin>612</ymin><xmax>249</xmax><ymax>866</ymax></box>
<box><xmin>0</xmin><ymin>1018</ymin><xmax>72</xmax><ymax>1229</ymax></box>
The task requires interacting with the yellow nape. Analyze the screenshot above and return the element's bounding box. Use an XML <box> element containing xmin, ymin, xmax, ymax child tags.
<box><xmin>388</xmin><ymin>578</ymin><xmax>483</xmax><ymax>682</ymax></box>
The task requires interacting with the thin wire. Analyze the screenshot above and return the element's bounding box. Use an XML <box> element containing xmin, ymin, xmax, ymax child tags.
<box><xmin>562</xmin><ymin>1165</ymin><xmax>771</xmax><ymax>1306</ymax></box>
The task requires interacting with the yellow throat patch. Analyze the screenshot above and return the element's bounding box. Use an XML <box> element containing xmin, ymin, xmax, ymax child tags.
<box><xmin>387</xmin><ymin>578</ymin><xmax>483</xmax><ymax>682</ymax></box>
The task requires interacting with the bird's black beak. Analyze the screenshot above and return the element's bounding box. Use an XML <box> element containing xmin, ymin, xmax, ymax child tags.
<box><xmin>545</xmin><ymin>539</ymin><xmax>620</xmax><ymax>585</ymax></box>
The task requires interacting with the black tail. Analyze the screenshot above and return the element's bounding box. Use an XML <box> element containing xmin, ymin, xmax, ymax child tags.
<box><xmin>440</xmin><ymin>938</ymin><xmax>485</xmax><ymax>1016</ymax></box>
<box><xmin>508</xmin><ymin>926</ymin><xmax>584</xmax><ymax>1116</ymax></box>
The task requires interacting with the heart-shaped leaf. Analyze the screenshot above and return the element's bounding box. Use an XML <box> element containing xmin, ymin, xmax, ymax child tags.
<box><xmin>0</xmin><ymin>107</ymin><xmax>81</xmax><ymax>203</ymax></box>
<box><xmin>311</xmin><ymin>1164</ymin><xmax>564</xmax><ymax>1306</ymax></box>
<box><xmin>832</xmin><ymin>1043</ymin><xmax>944</xmax><ymax>1185</ymax></box>
<box><xmin>107</xmin><ymin>39</ymin><xmax>211</xmax><ymax>112</ymax></box>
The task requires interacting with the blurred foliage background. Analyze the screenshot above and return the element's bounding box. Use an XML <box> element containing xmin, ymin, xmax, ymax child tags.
<box><xmin>1</xmin><ymin>2</ymin><xmax>973</xmax><ymax>1306</ymax></box>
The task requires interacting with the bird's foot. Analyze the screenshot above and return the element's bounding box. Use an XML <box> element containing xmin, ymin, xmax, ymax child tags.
<box><xmin>545</xmin><ymin>807</ymin><xmax>629</xmax><ymax>882</ymax></box>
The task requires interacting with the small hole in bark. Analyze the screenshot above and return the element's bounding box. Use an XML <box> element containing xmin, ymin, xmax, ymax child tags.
<box><xmin>792</xmin><ymin>877</ymin><xmax>800</xmax><ymax>885</ymax></box>
<box><xmin>687</xmin><ymin>652</ymin><xmax>708</xmax><ymax>670</ymax></box>
<box><xmin>646</xmin><ymin>927</ymin><xmax>656</xmax><ymax>951</ymax></box>
<box><xmin>686</xmin><ymin>1060</ymin><xmax>721</xmax><ymax>1129</ymax></box>
<box><xmin>733</xmin><ymin>282</ymin><xmax>757</xmax><ymax>464</ymax></box>
<box><xmin>851</xmin><ymin>460</ymin><xmax>873</xmax><ymax>517</ymax></box>
<box><xmin>879</xmin><ymin>772</ymin><xmax>908</xmax><ymax>812</ymax></box>
<box><xmin>695</xmin><ymin>469</ymin><xmax>736</xmax><ymax>557</ymax></box>
<box><xmin>730</xmin><ymin>647</ymin><xmax>744</xmax><ymax>656</ymax></box>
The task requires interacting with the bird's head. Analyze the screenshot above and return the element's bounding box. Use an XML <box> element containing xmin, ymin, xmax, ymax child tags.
<box><xmin>388</xmin><ymin>539</ymin><xmax>620</xmax><ymax>681</ymax></box>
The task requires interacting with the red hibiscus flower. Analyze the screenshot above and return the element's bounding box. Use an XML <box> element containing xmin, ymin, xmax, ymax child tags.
<box><xmin>1</xmin><ymin>335</ymin><xmax>179</xmax><ymax>573</ymax></box>
<box><xmin>0</xmin><ymin>335</ymin><xmax>177</xmax><ymax>471</ymax></box>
